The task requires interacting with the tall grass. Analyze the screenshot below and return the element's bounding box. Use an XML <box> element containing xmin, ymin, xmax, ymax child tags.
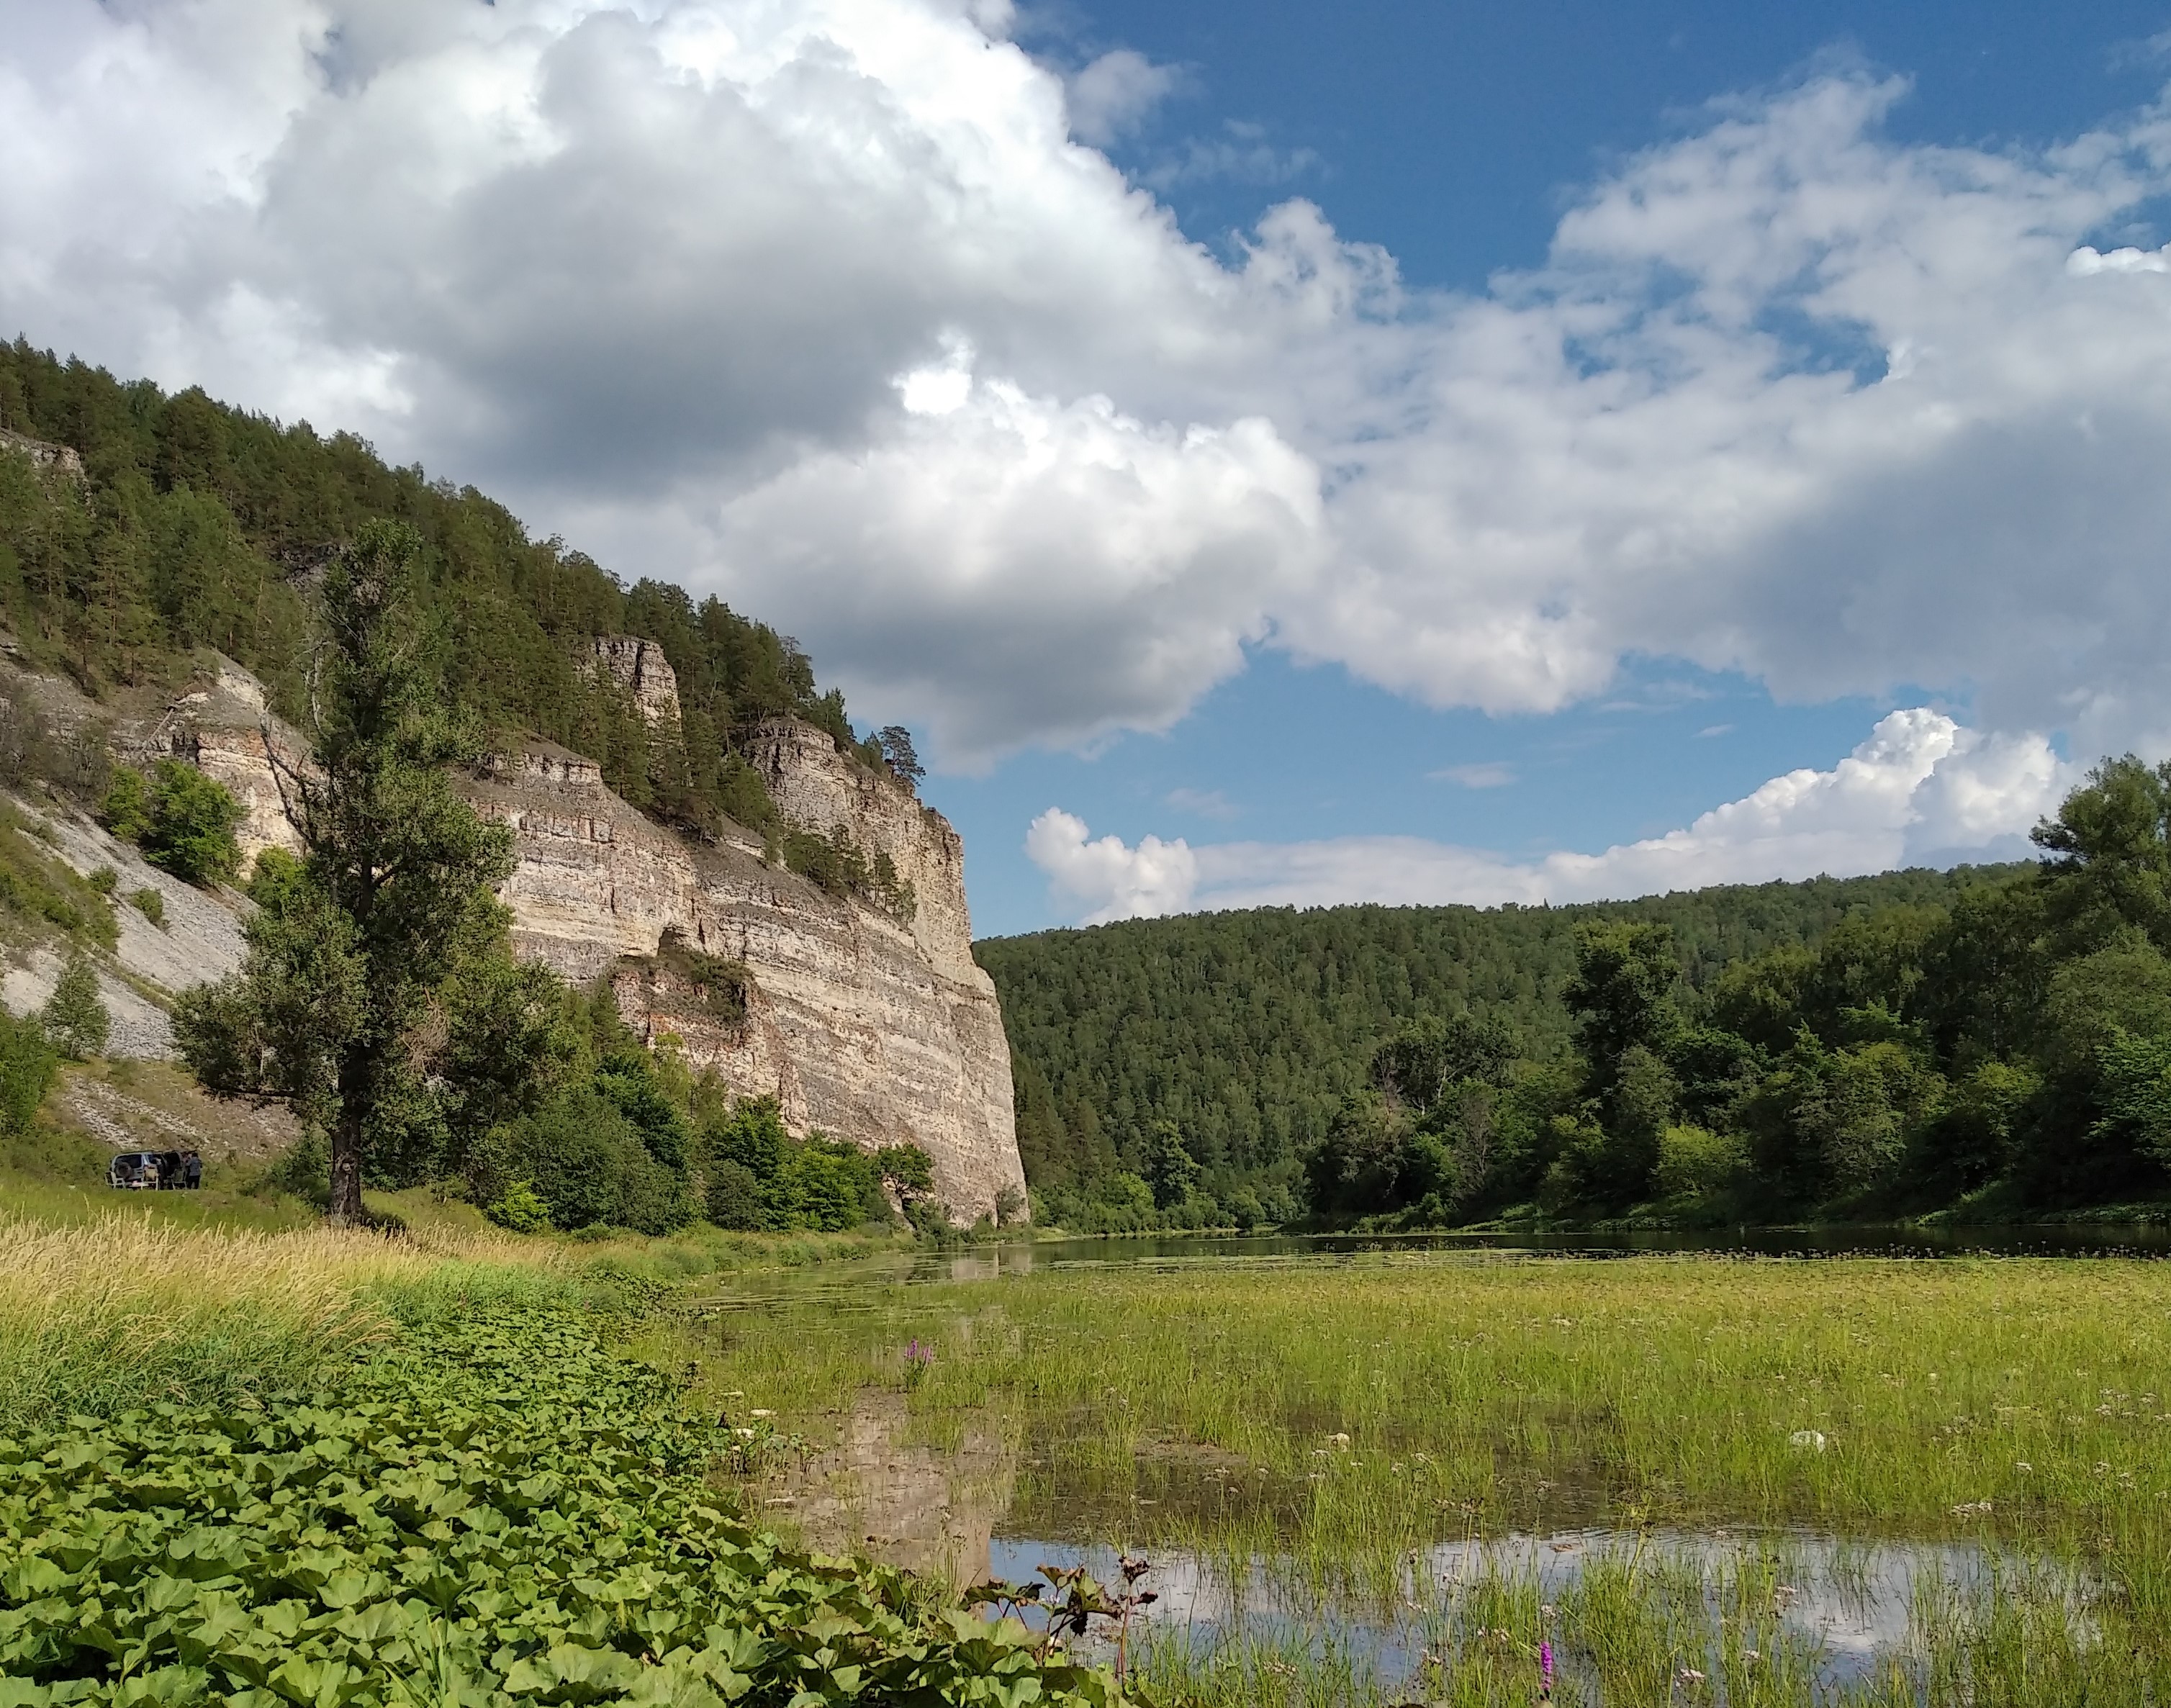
<box><xmin>0</xmin><ymin>1203</ymin><xmax>911</xmax><ymax>1430</ymax></box>
<box><xmin>0</xmin><ymin>1213</ymin><xmax>580</xmax><ymax>1427</ymax></box>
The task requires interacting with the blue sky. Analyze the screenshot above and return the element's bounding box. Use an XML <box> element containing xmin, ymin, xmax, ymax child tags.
<box><xmin>1053</xmin><ymin>1</ymin><xmax>2171</xmax><ymax>292</ymax></box>
<box><xmin>12</xmin><ymin>0</ymin><xmax>2171</xmax><ymax>936</ymax></box>
<box><xmin>926</xmin><ymin>0</ymin><xmax>2164</xmax><ymax>936</ymax></box>
<box><xmin>941</xmin><ymin>655</ymin><xmax>1921</xmax><ymax>937</ymax></box>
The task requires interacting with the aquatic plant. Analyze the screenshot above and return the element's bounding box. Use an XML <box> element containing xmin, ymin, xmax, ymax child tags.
<box><xmin>0</xmin><ymin>1301</ymin><xmax>1128</xmax><ymax>1705</ymax></box>
<box><xmin>685</xmin><ymin>1249</ymin><xmax>2171</xmax><ymax>1703</ymax></box>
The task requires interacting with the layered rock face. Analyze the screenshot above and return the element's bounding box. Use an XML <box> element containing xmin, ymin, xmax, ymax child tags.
<box><xmin>143</xmin><ymin>667</ymin><xmax>305</xmax><ymax>867</ymax></box>
<box><xmin>139</xmin><ymin>656</ymin><xmax>1026</xmax><ymax>1221</ymax></box>
<box><xmin>585</xmin><ymin>637</ymin><xmax>682</xmax><ymax>727</ymax></box>
<box><xmin>477</xmin><ymin>732</ymin><xmax>1024</xmax><ymax>1221</ymax></box>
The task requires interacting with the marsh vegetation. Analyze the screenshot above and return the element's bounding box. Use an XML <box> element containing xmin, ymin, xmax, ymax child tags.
<box><xmin>682</xmin><ymin>1244</ymin><xmax>2171</xmax><ymax>1704</ymax></box>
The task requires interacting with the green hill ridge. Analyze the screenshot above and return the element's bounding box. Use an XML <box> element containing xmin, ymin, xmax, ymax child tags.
<box><xmin>977</xmin><ymin>795</ymin><xmax>2171</xmax><ymax>1232</ymax></box>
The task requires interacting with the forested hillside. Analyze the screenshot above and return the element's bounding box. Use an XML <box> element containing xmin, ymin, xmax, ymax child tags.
<box><xmin>970</xmin><ymin>830</ymin><xmax>2171</xmax><ymax>1232</ymax></box>
<box><xmin>0</xmin><ymin>340</ymin><xmax>904</xmax><ymax>838</ymax></box>
<box><xmin>978</xmin><ymin>865</ymin><xmax>2020</xmax><ymax>1224</ymax></box>
<box><xmin>0</xmin><ymin>343</ymin><xmax>954</xmax><ymax>1234</ymax></box>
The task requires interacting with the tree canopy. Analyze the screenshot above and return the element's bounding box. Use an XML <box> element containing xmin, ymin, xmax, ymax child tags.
<box><xmin>0</xmin><ymin>340</ymin><xmax>912</xmax><ymax>839</ymax></box>
<box><xmin>975</xmin><ymin>861</ymin><xmax>2086</xmax><ymax>1229</ymax></box>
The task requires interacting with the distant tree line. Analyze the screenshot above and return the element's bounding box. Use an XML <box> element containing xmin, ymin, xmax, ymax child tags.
<box><xmin>972</xmin><ymin>855</ymin><xmax>2171</xmax><ymax>1229</ymax></box>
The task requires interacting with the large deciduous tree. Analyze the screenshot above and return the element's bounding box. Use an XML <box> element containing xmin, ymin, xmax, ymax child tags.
<box><xmin>176</xmin><ymin>520</ymin><xmax>564</xmax><ymax>1222</ymax></box>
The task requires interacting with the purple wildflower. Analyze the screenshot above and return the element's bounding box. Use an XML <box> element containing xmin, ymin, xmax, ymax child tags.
<box><xmin>1540</xmin><ymin>1637</ymin><xmax>1554</xmax><ymax>1699</ymax></box>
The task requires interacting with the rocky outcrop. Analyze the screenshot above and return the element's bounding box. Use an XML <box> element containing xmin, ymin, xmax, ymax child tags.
<box><xmin>746</xmin><ymin>721</ymin><xmax>980</xmax><ymax>988</ymax></box>
<box><xmin>94</xmin><ymin>663</ymin><xmax>1025</xmax><ymax>1221</ymax></box>
<box><xmin>586</xmin><ymin>636</ymin><xmax>682</xmax><ymax>727</ymax></box>
<box><xmin>475</xmin><ymin>726</ymin><xmax>1024</xmax><ymax>1221</ymax></box>
<box><xmin>0</xmin><ymin>428</ymin><xmax>84</xmax><ymax>482</ymax></box>
<box><xmin>140</xmin><ymin>666</ymin><xmax>306</xmax><ymax>867</ymax></box>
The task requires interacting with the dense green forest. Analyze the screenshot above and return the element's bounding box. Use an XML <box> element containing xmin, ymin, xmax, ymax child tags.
<box><xmin>0</xmin><ymin>340</ymin><xmax>915</xmax><ymax>839</ymax></box>
<box><xmin>973</xmin><ymin>833</ymin><xmax>2171</xmax><ymax>1230</ymax></box>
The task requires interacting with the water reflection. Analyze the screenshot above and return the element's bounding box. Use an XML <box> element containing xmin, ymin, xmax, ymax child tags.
<box><xmin>696</xmin><ymin>1234</ymin><xmax>2134</xmax><ymax>1696</ymax></box>
<box><xmin>988</xmin><ymin>1529</ymin><xmax>2093</xmax><ymax>1694</ymax></box>
<box><xmin>968</xmin><ymin>1223</ymin><xmax>2171</xmax><ymax>1273</ymax></box>
<box><xmin>687</xmin><ymin>1224</ymin><xmax>2169</xmax><ymax>1314</ymax></box>
<box><xmin>764</xmin><ymin>1388</ymin><xmax>1016</xmax><ymax>1583</ymax></box>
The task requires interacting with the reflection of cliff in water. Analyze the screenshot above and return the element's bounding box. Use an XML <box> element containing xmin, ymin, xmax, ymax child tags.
<box><xmin>762</xmin><ymin>1388</ymin><xmax>1018</xmax><ymax>1584</ymax></box>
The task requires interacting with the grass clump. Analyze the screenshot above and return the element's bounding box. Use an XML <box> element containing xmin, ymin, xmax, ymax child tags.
<box><xmin>0</xmin><ymin>1217</ymin><xmax>418</xmax><ymax>1427</ymax></box>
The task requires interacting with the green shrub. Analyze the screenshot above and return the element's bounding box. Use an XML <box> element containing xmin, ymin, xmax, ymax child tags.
<box><xmin>0</xmin><ymin>1008</ymin><xmax>58</xmax><ymax>1134</ymax></box>
<box><xmin>1653</xmin><ymin>1122</ymin><xmax>1748</xmax><ymax>1200</ymax></box>
<box><xmin>715</xmin><ymin>753</ymin><xmax>778</xmax><ymax>834</ymax></box>
<box><xmin>765</xmin><ymin>1137</ymin><xmax>888</xmax><ymax>1230</ymax></box>
<box><xmin>708</xmin><ymin>1094</ymin><xmax>789</xmax><ymax>1178</ymax></box>
<box><xmin>655</xmin><ymin>926</ymin><xmax>750</xmax><ymax>1027</ymax></box>
<box><xmin>98</xmin><ymin>767</ymin><xmax>151</xmax><ymax>843</ymax></box>
<box><xmin>86</xmin><ymin>865</ymin><xmax>117</xmax><ymax>895</ymax></box>
<box><xmin>700</xmin><ymin>1095</ymin><xmax>892</xmax><ymax>1232</ymax></box>
<box><xmin>779</xmin><ymin>825</ymin><xmax>915</xmax><ymax>919</ymax></box>
<box><xmin>704</xmin><ymin>1157</ymin><xmax>765</xmax><ymax>1229</ymax></box>
<box><xmin>484</xmin><ymin>1178</ymin><xmax>553</xmax><ymax>1234</ymax></box>
<box><xmin>244</xmin><ymin>845</ymin><xmax>304</xmax><ymax>910</ymax></box>
<box><xmin>781</xmin><ymin>824</ymin><xmax>865</xmax><ymax>897</ymax></box>
<box><xmin>595</xmin><ymin>1047</ymin><xmax>691</xmax><ymax>1172</ymax></box>
<box><xmin>473</xmin><ymin>1085</ymin><xmax>695</xmax><ymax>1236</ymax></box>
<box><xmin>39</xmin><ymin>948</ymin><xmax>109</xmax><ymax>1060</ymax></box>
<box><xmin>137</xmin><ymin>759</ymin><xmax>243</xmax><ymax>886</ymax></box>
<box><xmin>264</xmin><ymin>1129</ymin><xmax>332</xmax><ymax>1208</ymax></box>
<box><xmin>0</xmin><ymin>1113</ymin><xmax>105</xmax><ymax>1182</ymax></box>
<box><xmin>127</xmin><ymin>886</ymin><xmax>164</xmax><ymax>926</ymax></box>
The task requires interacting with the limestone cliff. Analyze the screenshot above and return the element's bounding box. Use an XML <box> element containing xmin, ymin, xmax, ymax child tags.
<box><xmin>129</xmin><ymin>659</ymin><xmax>1026</xmax><ymax>1221</ymax></box>
<box><xmin>584</xmin><ymin>636</ymin><xmax>682</xmax><ymax>727</ymax></box>
<box><xmin>141</xmin><ymin>668</ymin><xmax>307</xmax><ymax>867</ymax></box>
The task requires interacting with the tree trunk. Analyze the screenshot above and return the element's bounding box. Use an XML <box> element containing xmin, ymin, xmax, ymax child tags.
<box><xmin>327</xmin><ymin>1050</ymin><xmax>369</xmax><ymax>1226</ymax></box>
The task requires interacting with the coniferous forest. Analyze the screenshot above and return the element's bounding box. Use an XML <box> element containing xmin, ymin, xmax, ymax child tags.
<box><xmin>0</xmin><ymin>340</ymin><xmax>901</xmax><ymax>837</ymax></box>
<box><xmin>978</xmin><ymin>775</ymin><xmax>2171</xmax><ymax>1230</ymax></box>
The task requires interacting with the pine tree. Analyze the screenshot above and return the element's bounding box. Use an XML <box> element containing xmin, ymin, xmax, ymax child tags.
<box><xmin>40</xmin><ymin>947</ymin><xmax>109</xmax><ymax>1060</ymax></box>
<box><xmin>175</xmin><ymin>521</ymin><xmax>561</xmax><ymax>1223</ymax></box>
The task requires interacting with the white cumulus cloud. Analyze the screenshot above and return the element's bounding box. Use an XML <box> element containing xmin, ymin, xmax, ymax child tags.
<box><xmin>1066</xmin><ymin>48</ymin><xmax>1186</xmax><ymax>148</ymax></box>
<box><xmin>11</xmin><ymin>3</ymin><xmax>2171</xmax><ymax>788</ymax></box>
<box><xmin>1027</xmin><ymin>711</ymin><xmax>2074</xmax><ymax>922</ymax></box>
<box><xmin>1026</xmin><ymin>808</ymin><xmax>1198</xmax><ymax>923</ymax></box>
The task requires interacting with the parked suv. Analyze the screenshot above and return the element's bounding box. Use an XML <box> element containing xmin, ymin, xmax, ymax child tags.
<box><xmin>107</xmin><ymin>1149</ymin><xmax>202</xmax><ymax>1190</ymax></box>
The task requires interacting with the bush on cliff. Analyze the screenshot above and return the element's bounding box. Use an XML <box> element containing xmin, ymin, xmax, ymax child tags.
<box><xmin>101</xmin><ymin>759</ymin><xmax>242</xmax><ymax>887</ymax></box>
